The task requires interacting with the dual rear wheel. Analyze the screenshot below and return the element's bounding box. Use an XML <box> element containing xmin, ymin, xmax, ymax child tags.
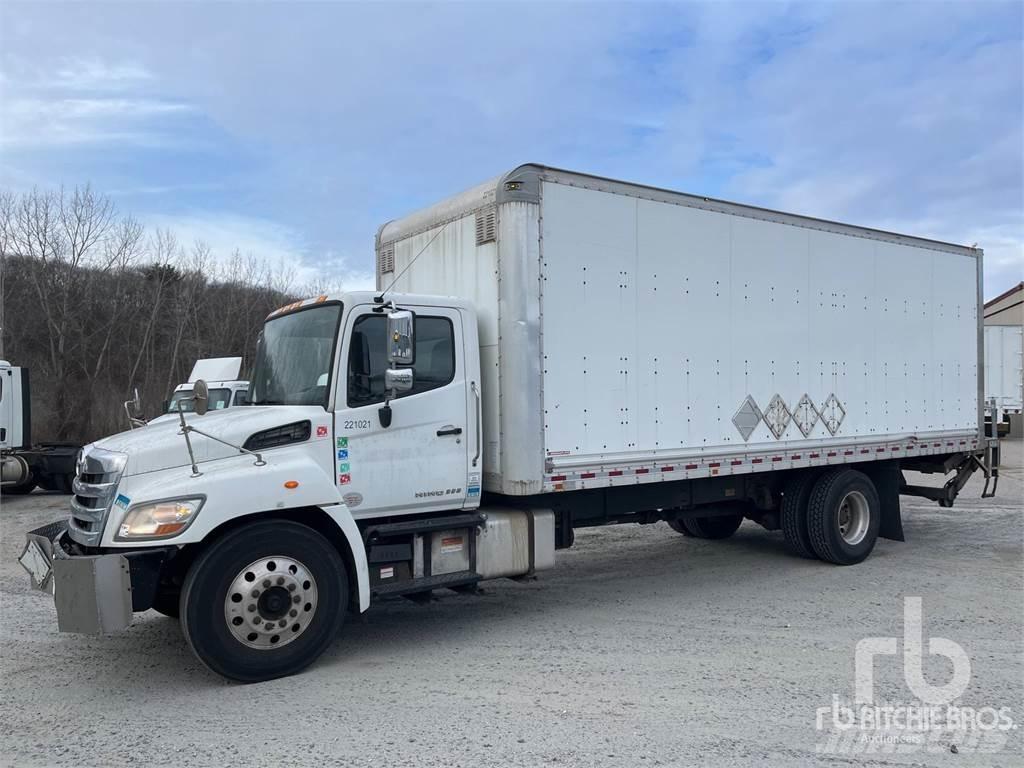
<box><xmin>668</xmin><ymin>510</ymin><xmax>745</xmax><ymax>539</ymax></box>
<box><xmin>668</xmin><ymin>468</ymin><xmax>881</xmax><ymax>565</ymax></box>
<box><xmin>782</xmin><ymin>468</ymin><xmax>880</xmax><ymax>565</ymax></box>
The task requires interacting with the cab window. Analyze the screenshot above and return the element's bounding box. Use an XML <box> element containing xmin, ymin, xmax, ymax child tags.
<box><xmin>347</xmin><ymin>314</ymin><xmax>455</xmax><ymax>407</ymax></box>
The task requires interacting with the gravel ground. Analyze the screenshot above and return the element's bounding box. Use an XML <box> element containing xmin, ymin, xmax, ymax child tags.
<box><xmin>1</xmin><ymin>444</ymin><xmax>1020</xmax><ymax>768</ymax></box>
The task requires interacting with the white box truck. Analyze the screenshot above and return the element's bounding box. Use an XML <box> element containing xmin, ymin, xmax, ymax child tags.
<box><xmin>21</xmin><ymin>165</ymin><xmax>999</xmax><ymax>682</ymax></box>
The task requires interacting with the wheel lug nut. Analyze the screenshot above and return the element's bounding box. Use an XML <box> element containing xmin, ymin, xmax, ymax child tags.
<box><xmin>251</xmin><ymin>590</ymin><xmax>260</xmax><ymax>598</ymax></box>
<box><xmin>279</xmin><ymin>619</ymin><xmax>287</xmax><ymax>628</ymax></box>
<box><xmin>265</xmin><ymin>622</ymin><xmax>274</xmax><ymax>630</ymax></box>
<box><xmin>289</xmin><ymin>609</ymin><xmax>297</xmax><ymax>618</ymax></box>
<box><xmin>277</xmin><ymin>577</ymin><xmax>284</xmax><ymax>586</ymax></box>
<box><xmin>263</xmin><ymin>579</ymin><xmax>271</xmax><ymax>588</ymax></box>
<box><xmin>287</xmin><ymin>584</ymin><xmax>296</xmax><ymax>592</ymax></box>
<box><xmin>247</xmin><ymin>604</ymin><xmax>256</xmax><ymax>612</ymax></box>
<box><xmin>292</xmin><ymin>595</ymin><xmax>301</xmax><ymax>604</ymax></box>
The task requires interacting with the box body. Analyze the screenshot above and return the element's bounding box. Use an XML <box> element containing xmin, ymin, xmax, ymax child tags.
<box><xmin>378</xmin><ymin>165</ymin><xmax>983</xmax><ymax>495</ymax></box>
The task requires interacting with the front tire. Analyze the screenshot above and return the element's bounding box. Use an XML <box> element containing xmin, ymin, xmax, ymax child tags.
<box><xmin>180</xmin><ymin>520</ymin><xmax>348</xmax><ymax>682</ymax></box>
<box><xmin>806</xmin><ymin>469</ymin><xmax>880</xmax><ymax>565</ymax></box>
<box><xmin>151</xmin><ymin>591</ymin><xmax>180</xmax><ymax>618</ymax></box>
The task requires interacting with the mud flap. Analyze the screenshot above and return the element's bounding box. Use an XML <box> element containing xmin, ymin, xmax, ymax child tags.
<box><xmin>53</xmin><ymin>554</ymin><xmax>133</xmax><ymax>634</ymax></box>
<box><xmin>863</xmin><ymin>460</ymin><xmax>904</xmax><ymax>542</ymax></box>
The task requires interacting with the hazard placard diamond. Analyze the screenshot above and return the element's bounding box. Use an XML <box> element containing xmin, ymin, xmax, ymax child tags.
<box><xmin>821</xmin><ymin>393</ymin><xmax>846</xmax><ymax>436</ymax></box>
<box><xmin>793</xmin><ymin>394</ymin><xmax>819</xmax><ymax>437</ymax></box>
<box><xmin>763</xmin><ymin>394</ymin><xmax>792</xmax><ymax>440</ymax></box>
<box><xmin>732</xmin><ymin>396</ymin><xmax>762</xmax><ymax>442</ymax></box>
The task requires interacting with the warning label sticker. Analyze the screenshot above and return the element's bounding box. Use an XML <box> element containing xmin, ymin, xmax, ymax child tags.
<box><xmin>440</xmin><ymin>536</ymin><xmax>463</xmax><ymax>554</ymax></box>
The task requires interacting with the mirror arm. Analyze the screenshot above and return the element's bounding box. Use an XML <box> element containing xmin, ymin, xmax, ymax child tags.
<box><xmin>176</xmin><ymin>399</ymin><xmax>202</xmax><ymax>477</ymax></box>
<box><xmin>182</xmin><ymin>425</ymin><xmax>266</xmax><ymax>467</ymax></box>
<box><xmin>124</xmin><ymin>400</ymin><xmax>146</xmax><ymax>430</ymax></box>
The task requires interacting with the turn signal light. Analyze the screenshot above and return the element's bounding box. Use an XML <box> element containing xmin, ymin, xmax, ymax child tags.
<box><xmin>284</xmin><ymin>480</ymin><xmax>299</xmax><ymax>489</ymax></box>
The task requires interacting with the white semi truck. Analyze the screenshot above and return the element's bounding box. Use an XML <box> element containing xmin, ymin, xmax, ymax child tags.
<box><xmin>1</xmin><ymin>362</ymin><xmax>79</xmax><ymax>494</ymax></box>
<box><xmin>21</xmin><ymin>165</ymin><xmax>999</xmax><ymax>682</ymax></box>
<box><xmin>147</xmin><ymin>357</ymin><xmax>249</xmax><ymax>426</ymax></box>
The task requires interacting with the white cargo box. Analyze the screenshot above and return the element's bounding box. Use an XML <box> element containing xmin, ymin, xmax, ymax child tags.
<box><xmin>378</xmin><ymin>165</ymin><xmax>983</xmax><ymax>495</ymax></box>
<box><xmin>984</xmin><ymin>325</ymin><xmax>1023</xmax><ymax>412</ymax></box>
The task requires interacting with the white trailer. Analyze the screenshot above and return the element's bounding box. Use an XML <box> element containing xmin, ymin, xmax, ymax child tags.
<box><xmin>21</xmin><ymin>165</ymin><xmax>999</xmax><ymax>682</ymax></box>
<box><xmin>984</xmin><ymin>326</ymin><xmax>1023</xmax><ymax>433</ymax></box>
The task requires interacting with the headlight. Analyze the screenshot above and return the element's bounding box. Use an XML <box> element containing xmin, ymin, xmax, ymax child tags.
<box><xmin>116</xmin><ymin>497</ymin><xmax>204</xmax><ymax>541</ymax></box>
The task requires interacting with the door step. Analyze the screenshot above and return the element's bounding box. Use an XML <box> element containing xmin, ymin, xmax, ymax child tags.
<box><xmin>372</xmin><ymin>570</ymin><xmax>481</xmax><ymax>597</ymax></box>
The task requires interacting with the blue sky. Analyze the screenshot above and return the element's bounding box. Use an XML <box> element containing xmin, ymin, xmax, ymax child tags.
<box><xmin>1</xmin><ymin>1</ymin><xmax>1021</xmax><ymax>296</ymax></box>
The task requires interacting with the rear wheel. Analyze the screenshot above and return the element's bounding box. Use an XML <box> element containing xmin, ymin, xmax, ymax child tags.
<box><xmin>668</xmin><ymin>510</ymin><xmax>744</xmax><ymax>539</ymax></box>
<box><xmin>780</xmin><ymin>471</ymin><xmax>819</xmax><ymax>559</ymax></box>
<box><xmin>806</xmin><ymin>469</ymin><xmax>880</xmax><ymax>565</ymax></box>
<box><xmin>180</xmin><ymin>520</ymin><xmax>348</xmax><ymax>682</ymax></box>
<box><xmin>1</xmin><ymin>479</ymin><xmax>36</xmax><ymax>495</ymax></box>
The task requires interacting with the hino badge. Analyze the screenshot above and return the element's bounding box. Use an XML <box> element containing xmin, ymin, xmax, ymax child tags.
<box><xmin>21</xmin><ymin>165</ymin><xmax>999</xmax><ymax>682</ymax></box>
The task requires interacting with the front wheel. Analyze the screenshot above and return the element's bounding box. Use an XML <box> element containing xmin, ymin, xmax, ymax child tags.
<box><xmin>180</xmin><ymin>520</ymin><xmax>348</xmax><ymax>682</ymax></box>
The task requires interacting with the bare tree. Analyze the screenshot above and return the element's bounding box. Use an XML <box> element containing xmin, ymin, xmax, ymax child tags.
<box><xmin>0</xmin><ymin>184</ymin><xmax>294</xmax><ymax>443</ymax></box>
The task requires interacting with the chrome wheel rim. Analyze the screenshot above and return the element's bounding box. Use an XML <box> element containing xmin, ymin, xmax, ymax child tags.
<box><xmin>224</xmin><ymin>556</ymin><xmax>318</xmax><ymax>649</ymax></box>
<box><xmin>837</xmin><ymin>491</ymin><xmax>870</xmax><ymax>545</ymax></box>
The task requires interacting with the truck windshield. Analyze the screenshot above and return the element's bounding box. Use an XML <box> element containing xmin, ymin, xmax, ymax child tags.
<box><xmin>167</xmin><ymin>388</ymin><xmax>232</xmax><ymax>413</ymax></box>
<box><xmin>249</xmin><ymin>303</ymin><xmax>342</xmax><ymax>407</ymax></box>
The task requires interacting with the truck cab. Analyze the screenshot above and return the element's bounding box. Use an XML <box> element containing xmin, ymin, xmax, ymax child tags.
<box><xmin>148</xmin><ymin>357</ymin><xmax>250</xmax><ymax>426</ymax></box>
<box><xmin>20</xmin><ymin>292</ymin><xmax>533</xmax><ymax>683</ymax></box>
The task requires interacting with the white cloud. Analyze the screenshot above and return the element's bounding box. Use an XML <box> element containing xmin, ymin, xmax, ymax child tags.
<box><xmin>51</xmin><ymin>59</ymin><xmax>154</xmax><ymax>90</ymax></box>
<box><xmin>1</xmin><ymin>96</ymin><xmax>194</xmax><ymax>146</ymax></box>
<box><xmin>0</xmin><ymin>1</ymin><xmax>1019</xmax><ymax>298</ymax></box>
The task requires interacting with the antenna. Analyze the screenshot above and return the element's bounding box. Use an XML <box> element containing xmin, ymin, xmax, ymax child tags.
<box><xmin>376</xmin><ymin>222</ymin><xmax>449</xmax><ymax>302</ymax></box>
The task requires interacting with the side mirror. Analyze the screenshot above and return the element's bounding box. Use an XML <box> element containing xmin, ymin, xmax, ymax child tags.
<box><xmin>129</xmin><ymin>388</ymin><xmax>142</xmax><ymax>417</ymax></box>
<box><xmin>387</xmin><ymin>310</ymin><xmax>415</xmax><ymax>365</ymax></box>
<box><xmin>193</xmin><ymin>379</ymin><xmax>209</xmax><ymax>416</ymax></box>
<box><xmin>385</xmin><ymin>368</ymin><xmax>414</xmax><ymax>394</ymax></box>
<box><xmin>124</xmin><ymin>387</ymin><xmax>146</xmax><ymax>428</ymax></box>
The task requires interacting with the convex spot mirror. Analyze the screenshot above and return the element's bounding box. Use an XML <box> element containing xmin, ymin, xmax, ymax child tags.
<box><xmin>387</xmin><ymin>310</ymin><xmax>415</xmax><ymax>365</ymax></box>
<box><xmin>385</xmin><ymin>368</ymin><xmax>414</xmax><ymax>394</ymax></box>
<box><xmin>192</xmin><ymin>379</ymin><xmax>209</xmax><ymax>416</ymax></box>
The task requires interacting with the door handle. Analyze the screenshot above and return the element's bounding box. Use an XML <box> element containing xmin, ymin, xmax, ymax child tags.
<box><xmin>437</xmin><ymin>426</ymin><xmax>463</xmax><ymax>437</ymax></box>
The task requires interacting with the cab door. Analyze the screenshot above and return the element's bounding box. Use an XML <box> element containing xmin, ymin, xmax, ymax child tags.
<box><xmin>334</xmin><ymin>304</ymin><xmax>469</xmax><ymax>518</ymax></box>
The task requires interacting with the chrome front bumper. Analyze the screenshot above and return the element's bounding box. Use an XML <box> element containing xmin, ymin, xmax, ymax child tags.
<box><xmin>20</xmin><ymin>521</ymin><xmax>168</xmax><ymax>635</ymax></box>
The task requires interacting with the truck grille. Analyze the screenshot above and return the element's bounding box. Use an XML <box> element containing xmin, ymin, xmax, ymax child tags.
<box><xmin>68</xmin><ymin>446</ymin><xmax>127</xmax><ymax>547</ymax></box>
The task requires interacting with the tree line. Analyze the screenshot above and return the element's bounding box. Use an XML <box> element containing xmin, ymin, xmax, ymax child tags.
<box><xmin>0</xmin><ymin>185</ymin><xmax>308</xmax><ymax>445</ymax></box>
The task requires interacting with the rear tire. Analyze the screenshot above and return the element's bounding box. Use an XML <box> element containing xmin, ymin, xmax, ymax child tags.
<box><xmin>180</xmin><ymin>520</ymin><xmax>348</xmax><ymax>682</ymax></box>
<box><xmin>780</xmin><ymin>472</ymin><xmax>819</xmax><ymax>559</ymax></box>
<box><xmin>1</xmin><ymin>479</ymin><xmax>36</xmax><ymax>495</ymax></box>
<box><xmin>806</xmin><ymin>469</ymin><xmax>880</xmax><ymax>565</ymax></box>
<box><xmin>668</xmin><ymin>512</ymin><xmax>744</xmax><ymax>539</ymax></box>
